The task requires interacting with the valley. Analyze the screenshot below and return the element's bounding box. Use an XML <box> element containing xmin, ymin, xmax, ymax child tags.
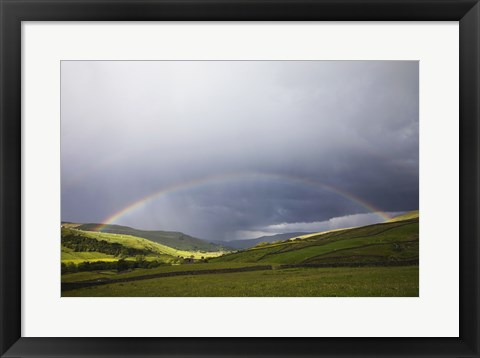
<box><xmin>61</xmin><ymin>211</ymin><xmax>419</xmax><ymax>297</ymax></box>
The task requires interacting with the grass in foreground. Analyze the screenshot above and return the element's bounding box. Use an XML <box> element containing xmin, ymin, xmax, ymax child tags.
<box><xmin>62</xmin><ymin>266</ymin><xmax>418</xmax><ymax>297</ymax></box>
<box><xmin>61</xmin><ymin>262</ymin><xmax>264</xmax><ymax>283</ymax></box>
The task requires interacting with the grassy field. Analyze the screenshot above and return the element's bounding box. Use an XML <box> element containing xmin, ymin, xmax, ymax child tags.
<box><xmin>61</xmin><ymin>228</ymin><xmax>226</xmax><ymax>267</ymax></box>
<box><xmin>61</xmin><ymin>211</ymin><xmax>419</xmax><ymax>297</ymax></box>
<box><xmin>63</xmin><ymin>265</ymin><xmax>419</xmax><ymax>297</ymax></box>
<box><xmin>61</xmin><ymin>262</ymin><xmax>264</xmax><ymax>283</ymax></box>
<box><xmin>61</xmin><ymin>247</ymin><xmax>118</xmax><ymax>264</ymax></box>
<box><xmin>67</xmin><ymin>229</ymin><xmax>225</xmax><ymax>259</ymax></box>
<box><xmin>212</xmin><ymin>218</ymin><xmax>418</xmax><ymax>265</ymax></box>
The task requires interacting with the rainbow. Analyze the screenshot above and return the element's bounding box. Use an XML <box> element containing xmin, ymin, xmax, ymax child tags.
<box><xmin>94</xmin><ymin>172</ymin><xmax>391</xmax><ymax>231</ymax></box>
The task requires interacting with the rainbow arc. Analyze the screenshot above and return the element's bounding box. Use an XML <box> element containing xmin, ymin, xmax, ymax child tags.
<box><xmin>94</xmin><ymin>171</ymin><xmax>391</xmax><ymax>231</ymax></box>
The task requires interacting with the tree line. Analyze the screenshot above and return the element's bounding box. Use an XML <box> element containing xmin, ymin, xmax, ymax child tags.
<box><xmin>62</xmin><ymin>232</ymin><xmax>153</xmax><ymax>257</ymax></box>
<box><xmin>61</xmin><ymin>257</ymin><xmax>167</xmax><ymax>274</ymax></box>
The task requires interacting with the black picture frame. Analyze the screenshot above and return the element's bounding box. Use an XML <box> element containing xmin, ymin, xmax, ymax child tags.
<box><xmin>1</xmin><ymin>0</ymin><xmax>478</xmax><ymax>357</ymax></box>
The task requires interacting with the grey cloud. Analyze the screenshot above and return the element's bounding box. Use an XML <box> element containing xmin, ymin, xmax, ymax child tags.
<box><xmin>61</xmin><ymin>61</ymin><xmax>418</xmax><ymax>241</ymax></box>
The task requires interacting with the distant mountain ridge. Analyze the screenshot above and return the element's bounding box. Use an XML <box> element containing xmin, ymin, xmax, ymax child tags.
<box><xmin>215</xmin><ymin>232</ymin><xmax>310</xmax><ymax>250</ymax></box>
<box><xmin>74</xmin><ymin>223</ymin><xmax>227</xmax><ymax>252</ymax></box>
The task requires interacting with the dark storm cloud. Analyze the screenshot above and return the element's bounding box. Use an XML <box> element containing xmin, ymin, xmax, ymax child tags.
<box><xmin>61</xmin><ymin>61</ymin><xmax>418</xmax><ymax>240</ymax></box>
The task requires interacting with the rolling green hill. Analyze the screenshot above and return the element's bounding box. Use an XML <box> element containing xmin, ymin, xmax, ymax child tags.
<box><xmin>211</xmin><ymin>216</ymin><xmax>419</xmax><ymax>266</ymax></box>
<box><xmin>61</xmin><ymin>227</ymin><xmax>226</xmax><ymax>266</ymax></box>
<box><xmin>62</xmin><ymin>214</ymin><xmax>419</xmax><ymax>297</ymax></box>
<box><xmin>75</xmin><ymin>223</ymin><xmax>226</xmax><ymax>252</ymax></box>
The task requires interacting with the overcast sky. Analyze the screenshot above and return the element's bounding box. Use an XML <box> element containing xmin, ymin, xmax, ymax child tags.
<box><xmin>61</xmin><ymin>61</ymin><xmax>418</xmax><ymax>241</ymax></box>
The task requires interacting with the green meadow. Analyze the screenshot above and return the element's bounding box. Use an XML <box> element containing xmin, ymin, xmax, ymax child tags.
<box><xmin>61</xmin><ymin>211</ymin><xmax>419</xmax><ymax>297</ymax></box>
<box><xmin>61</xmin><ymin>262</ymin><xmax>264</xmax><ymax>283</ymax></box>
<box><xmin>61</xmin><ymin>227</ymin><xmax>224</xmax><ymax>264</ymax></box>
<box><xmin>63</xmin><ymin>266</ymin><xmax>419</xmax><ymax>297</ymax></box>
<box><xmin>211</xmin><ymin>219</ymin><xmax>418</xmax><ymax>265</ymax></box>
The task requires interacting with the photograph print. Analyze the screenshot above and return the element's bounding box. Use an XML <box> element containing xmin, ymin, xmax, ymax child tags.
<box><xmin>61</xmin><ymin>61</ymin><xmax>419</xmax><ymax>297</ymax></box>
